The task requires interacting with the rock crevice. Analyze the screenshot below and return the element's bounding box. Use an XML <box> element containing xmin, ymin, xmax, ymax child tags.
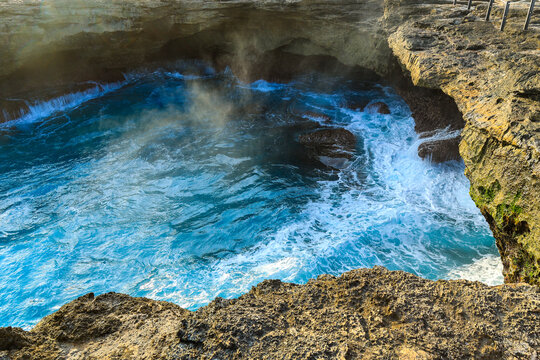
<box><xmin>386</xmin><ymin>1</ymin><xmax>540</xmax><ymax>283</ymax></box>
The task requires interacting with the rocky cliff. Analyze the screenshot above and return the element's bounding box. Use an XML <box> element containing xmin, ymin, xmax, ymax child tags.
<box><xmin>1</xmin><ymin>267</ymin><xmax>539</xmax><ymax>359</ymax></box>
<box><xmin>387</xmin><ymin>0</ymin><xmax>540</xmax><ymax>284</ymax></box>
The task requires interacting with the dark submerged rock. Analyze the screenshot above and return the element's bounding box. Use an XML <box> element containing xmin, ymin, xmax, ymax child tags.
<box><xmin>344</xmin><ymin>99</ymin><xmax>369</xmax><ymax>111</ymax></box>
<box><xmin>365</xmin><ymin>101</ymin><xmax>391</xmax><ymax>114</ymax></box>
<box><xmin>299</xmin><ymin>128</ymin><xmax>356</xmax><ymax>152</ymax></box>
<box><xmin>418</xmin><ymin>136</ymin><xmax>461</xmax><ymax>163</ymax></box>
<box><xmin>302</xmin><ymin>111</ymin><xmax>331</xmax><ymax>123</ymax></box>
<box><xmin>298</xmin><ymin>128</ymin><xmax>356</xmax><ymax>168</ymax></box>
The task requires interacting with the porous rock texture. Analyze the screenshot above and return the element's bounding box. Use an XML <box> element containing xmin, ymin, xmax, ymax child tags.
<box><xmin>387</xmin><ymin>1</ymin><xmax>540</xmax><ymax>284</ymax></box>
<box><xmin>1</xmin><ymin>267</ymin><xmax>539</xmax><ymax>360</ymax></box>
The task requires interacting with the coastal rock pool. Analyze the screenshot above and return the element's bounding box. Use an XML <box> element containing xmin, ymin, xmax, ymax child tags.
<box><xmin>0</xmin><ymin>68</ymin><xmax>501</xmax><ymax>328</ymax></box>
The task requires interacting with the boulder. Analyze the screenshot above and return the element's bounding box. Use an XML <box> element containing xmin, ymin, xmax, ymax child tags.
<box><xmin>365</xmin><ymin>101</ymin><xmax>391</xmax><ymax>114</ymax></box>
<box><xmin>344</xmin><ymin>99</ymin><xmax>368</xmax><ymax>111</ymax></box>
<box><xmin>302</xmin><ymin>111</ymin><xmax>331</xmax><ymax>123</ymax></box>
<box><xmin>298</xmin><ymin>128</ymin><xmax>356</xmax><ymax>168</ymax></box>
<box><xmin>418</xmin><ymin>136</ymin><xmax>461</xmax><ymax>163</ymax></box>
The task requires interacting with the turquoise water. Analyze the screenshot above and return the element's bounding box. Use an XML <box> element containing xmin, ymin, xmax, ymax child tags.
<box><xmin>0</xmin><ymin>68</ymin><xmax>499</xmax><ymax>329</ymax></box>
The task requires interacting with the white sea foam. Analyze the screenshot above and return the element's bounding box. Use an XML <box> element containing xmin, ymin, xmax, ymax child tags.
<box><xmin>164</xmin><ymin>71</ymin><xmax>214</xmax><ymax>81</ymax></box>
<box><xmin>446</xmin><ymin>255</ymin><xmax>504</xmax><ymax>285</ymax></box>
<box><xmin>147</xmin><ymin>84</ymin><xmax>498</xmax><ymax>305</ymax></box>
<box><xmin>2</xmin><ymin>82</ymin><xmax>126</xmax><ymax>127</ymax></box>
<box><xmin>1</xmin><ymin>66</ymin><xmax>219</xmax><ymax>128</ymax></box>
<box><xmin>244</xmin><ymin>80</ymin><xmax>286</xmax><ymax>93</ymax></box>
<box><xmin>214</xmin><ymin>154</ymin><xmax>251</xmax><ymax>166</ymax></box>
<box><xmin>0</xmin><ymin>76</ymin><xmax>500</xmax><ymax>327</ymax></box>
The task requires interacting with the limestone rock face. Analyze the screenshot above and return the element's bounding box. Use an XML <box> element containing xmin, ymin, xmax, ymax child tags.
<box><xmin>387</xmin><ymin>1</ymin><xmax>540</xmax><ymax>284</ymax></box>
<box><xmin>1</xmin><ymin>267</ymin><xmax>539</xmax><ymax>359</ymax></box>
<box><xmin>0</xmin><ymin>0</ymin><xmax>393</xmax><ymax>105</ymax></box>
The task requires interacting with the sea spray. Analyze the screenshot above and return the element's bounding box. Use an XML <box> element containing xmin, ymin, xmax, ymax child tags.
<box><xmin>0</xmin><ymin>70</ymin><xmax>499</xmax><ymax>329</ymax></box>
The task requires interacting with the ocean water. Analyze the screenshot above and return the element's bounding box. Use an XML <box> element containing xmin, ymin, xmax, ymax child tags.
<box><xmin>0</xmin><ymin>68</ymin><xmax>501</xmax><ymax>329</ymax></box>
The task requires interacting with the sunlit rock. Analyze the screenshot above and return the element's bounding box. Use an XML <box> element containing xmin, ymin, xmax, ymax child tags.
<box><xmin>2</xmin><ymin>267</ymin><xmax>539</xmax><ymax>359</ymax></box>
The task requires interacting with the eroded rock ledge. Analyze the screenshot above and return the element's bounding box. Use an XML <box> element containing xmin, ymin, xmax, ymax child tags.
<box><xmin>1</xmin><ymin>267</ymin><xmax>539</xmax><ymax>359</ymax></box>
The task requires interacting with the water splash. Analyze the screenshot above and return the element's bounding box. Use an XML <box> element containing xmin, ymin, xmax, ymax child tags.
<box><xmin>1</xmin><ymin>82</ymin><xmax>126</xmax><ymax>127</ymax></box>
<box><xmin>0</xmin><ymin>71</ymin><xmax>499</xmax><ymax>329</ymax></box>
<box><xmin>447</xmin><ymin>255</ymin><xmax>504</xmax><ymax>285</ymax></box>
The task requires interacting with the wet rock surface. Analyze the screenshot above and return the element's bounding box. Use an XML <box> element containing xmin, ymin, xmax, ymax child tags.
<box><xmin>365</xmin><ymin>101</ymin><xmax>391</xmax><ymax>115</ymax></box>
<box><xmin>302</xmin><ymin>111</ymin><xmax>331</xmax><ymax>123</ymax></box>
<box><xmin>1</xmin><ymin>267</ymin><xmax>539</xmax><ymax>359</ymax></box>
<box><xmin>298</xmin><ymin>128</ymin><xmax>356</xmax><ymax>168</ymax></box>
<box><xmin>418</xmin><ymin>136</ymin><xmax>462</xmax><ymax>163</ymax></box>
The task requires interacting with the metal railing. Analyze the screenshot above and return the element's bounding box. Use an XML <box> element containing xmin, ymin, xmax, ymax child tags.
<box><xmin>501</xmin><ymin>1</ymin><xmax>511</xmax><ymax>30</ymax></box>
<box><xmin>455</xmin><ymin>0</ymin><xmax>536</xmax><ymax>30</ymax></box>
<box><xmin>524</xmin><ymin>0</ymin><xmax>537</xmax><ymax>29</ymax></box>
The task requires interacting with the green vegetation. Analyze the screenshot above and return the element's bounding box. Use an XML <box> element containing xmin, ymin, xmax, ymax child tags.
<box><xmin>471</xmin><ymin>180</ymin><xmax>501</xmax><ymax>209</ymax></box>
<box><xmin>511</xmin><ymin>250</ymin><xmax>540</xmax><ymax>285</ymax></box>
<box><xmin>478</xmin><ymin>181</ymin><xmax>501</xmax><ymax>203</ymax></box>
<box><xmin>495</xmin><ymin>192</ymin><xmax>523</xmax><ymax>227</ymax></box>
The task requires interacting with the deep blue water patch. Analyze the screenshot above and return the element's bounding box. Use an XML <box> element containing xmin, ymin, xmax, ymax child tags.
<box><xmin>0</xmin><ymin>69</ymin><xmax>499</xmax><ymax>329</ymax></box>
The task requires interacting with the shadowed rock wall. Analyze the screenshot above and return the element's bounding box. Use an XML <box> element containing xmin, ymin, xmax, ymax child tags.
<box><xmin>0</xmin><ymin>0</ymin><xmax>392</xmax><ymax>104</ymax></box>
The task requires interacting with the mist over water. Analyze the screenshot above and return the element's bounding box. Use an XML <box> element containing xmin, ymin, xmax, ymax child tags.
<box><xmin>0</xmin><ymin>68</ymin><xmax>501</xmax><ymax>329</ymax></box>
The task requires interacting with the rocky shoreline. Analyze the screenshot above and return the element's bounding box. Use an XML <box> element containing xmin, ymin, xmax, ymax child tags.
<box><xmin>1</xmin><ymin>0</ymin><xmax>540</xmax><ymax>357</ymax></box>
<box><xmin>1</xmin><ymin>267</ymin><xmax>539</xmax><ymax>359</ymax></box>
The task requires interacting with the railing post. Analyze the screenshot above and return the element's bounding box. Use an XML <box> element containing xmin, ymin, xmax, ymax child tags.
<box><xmin>485</xmin><ymin>0</ymin><xmax>495</xmax><ymax>20</ymax></box>
<box><xmin>524</xmin><ymin>0</ymin><xmax>536</xmax><ymax>30</ymax></box>
<box><xmin>501</xmin><ymin>1</ymin><xmax>511</xmax><ymax>31</ymax></box>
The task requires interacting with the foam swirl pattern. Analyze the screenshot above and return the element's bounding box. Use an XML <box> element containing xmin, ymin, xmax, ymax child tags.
<box><xmin>0</xmin><ymin>71</ymin><xmax>499</xmax><ymax>328</ymax></box>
